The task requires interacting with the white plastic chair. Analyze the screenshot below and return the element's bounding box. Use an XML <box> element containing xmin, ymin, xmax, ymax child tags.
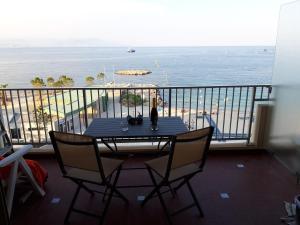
<box><xmin>0</xmin><ymin>145</ymin><xmax>45</xmax><ymax>217</ymax></box>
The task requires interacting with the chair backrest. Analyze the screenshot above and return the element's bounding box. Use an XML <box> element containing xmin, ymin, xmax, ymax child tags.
<box><xmin>167</xmin><ymin>127</ymin><xmax>214</xmax><ymax>173</ymax></box>
<box><xmin>49</xmin><ymin>131</ymin><xmax>105</xmax><ymax>181</ymax></box>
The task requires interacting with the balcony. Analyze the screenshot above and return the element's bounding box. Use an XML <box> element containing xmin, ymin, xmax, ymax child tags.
<box><xmin>2</xmin><ymin>84</ymin><xmax>295</xmax><ymax>225</ymax></box>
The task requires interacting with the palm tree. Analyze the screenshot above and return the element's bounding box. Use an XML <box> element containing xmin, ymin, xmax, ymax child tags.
<box><xmin>85</xmin><ymin>76</ymin><xmax>95</xmax><ymax>86</ymax></box>
<box><xmin>53</xmin><ymin>80</ymin><xmax>64</xmax><ymax>88</ymax></box>
<box><xmin>30</xmin><ymin>76</ymin><xmax>45</xmax><ymax>88</ymax></box>
<box><xmin>59</xmin><ymin>75</ymin><xmax>74</xmax><ymax>87</ymax></box>
<box><xmin>0</xmin><ymin>84</ymin><xmax>8</xmax><ymax>88</ymax></box>
<box><xmin>97</xmin><ymin>72</ymin><xmax>105</xmax><ymax>80</ymax></box>
<box><xmin>46</xmin><ymin>76</ymin><xmax>55</xmax><ymax>87</ymax></box>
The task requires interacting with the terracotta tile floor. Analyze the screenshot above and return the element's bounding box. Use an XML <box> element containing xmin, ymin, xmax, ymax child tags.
<box><xmin>10</xmin><ymin>150</ymin><xmax>300</xmax><ymax>225</ymax></box>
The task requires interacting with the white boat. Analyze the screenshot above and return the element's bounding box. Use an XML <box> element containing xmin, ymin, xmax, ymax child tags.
<box><xmin>127</xmin><ymin>48</ymin><xmax>135</xmax><ymax>53</ymax></box>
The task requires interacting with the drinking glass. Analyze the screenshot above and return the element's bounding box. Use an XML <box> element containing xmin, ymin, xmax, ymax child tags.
<box><xmin>120</xmin><ymin>121</ymin><xmax>129</xmax><ymax>132</ymax></box>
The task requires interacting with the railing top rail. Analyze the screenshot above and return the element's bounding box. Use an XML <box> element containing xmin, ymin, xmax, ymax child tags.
<box><xmin>0</xmin><ymin>84</ymin><xmax>272</xmax><ymax>91</ymax></box>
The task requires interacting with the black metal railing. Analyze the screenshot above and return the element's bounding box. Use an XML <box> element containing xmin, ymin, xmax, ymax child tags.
<box><xmin>0</xmin><ymin>85</ymin><xmax>271</xmax><ymax>145</ymax></box>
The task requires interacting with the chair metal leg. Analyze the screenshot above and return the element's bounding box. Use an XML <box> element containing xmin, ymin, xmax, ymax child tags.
<box><xmin>141</xmin><ymin>167</ymin><xmax>163</xmax><ymax>207</ymax></box>
<box><xmin>173</xmin><ymin>174</ymin><xmax>194</xmax><ymax>192</ymax></box>
<box><xmin>146</xmin><ymin>168</ymin><xmax>173</xmax><ymax>225</ymax></box>
<box><xmin>73</xmin><ymin>179</ymin><xmax>94</xmax><ymax>196</ymax></box>
<box><xmin>186</xmin><ymin>180</ymin><xmax>204</xmax><ymax>217</ymax></box>
<box><xmin>109</xmin><ymin>186</ymin><xmax>128</xmax><ymax>203</ymax></box>
<box><xmin>102</xmin><ymin>175</ymin><xmax>112</xmax><ymax>202</ymax></box>
<box><xmin>167</xmin><ymin>183</ymin><xmax>176</xmax><ymax>198</ymax></box>
<box><xmin>105</xmin><ymin>169</ymin><xmax>128</xmax><ymax>204</ymax></box>
<box><xmin>64</xmin><ymin>184</ymin><xmax>81</xmax><ymax>224</ymax></box>
<box><xmin>99</xmin><ymin>166</ymin><xmax>123</xmax><ymax>225</ymax></box>
<box><xmin>173</xmin><ymin>179</ymin><xmax>187</xmax><ymax>192</ymax></box>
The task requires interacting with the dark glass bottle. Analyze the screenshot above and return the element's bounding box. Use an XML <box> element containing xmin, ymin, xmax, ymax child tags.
<box><xmin>150</xmin><ymin>98</ymin><xmax>158</xmax><ymax>130</ymax></box>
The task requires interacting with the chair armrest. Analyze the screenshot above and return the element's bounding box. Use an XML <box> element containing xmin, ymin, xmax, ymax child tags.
<box><xmin>0</xmin><ymin>145</ymin><xmax>33</xmax><ymax>168</ymax></box>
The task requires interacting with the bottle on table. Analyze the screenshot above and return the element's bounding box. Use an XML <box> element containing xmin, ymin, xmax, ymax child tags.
<box><xmin>150</xmin><ymin>98</ymin><xmax>158</xmax><ymax>130</ymax></box>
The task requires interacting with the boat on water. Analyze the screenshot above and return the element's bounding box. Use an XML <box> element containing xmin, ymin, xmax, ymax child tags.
<box><xmin>127</xmin><ymin>48</ymin><xmax>136</xmax><ymax>53</ymax></box>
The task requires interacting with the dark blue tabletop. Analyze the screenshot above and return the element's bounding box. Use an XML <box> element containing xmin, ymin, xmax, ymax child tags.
<box><xmin>84</xmin><ymin>117</ymin><xmax>188</xmax><ymax>138</ymax></box>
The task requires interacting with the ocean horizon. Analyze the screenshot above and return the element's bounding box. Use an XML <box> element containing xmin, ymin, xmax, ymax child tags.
<box><xmin>0</xmin><ymin>46</ymin><xmax>274</xmax><ymax>88</ymax></box>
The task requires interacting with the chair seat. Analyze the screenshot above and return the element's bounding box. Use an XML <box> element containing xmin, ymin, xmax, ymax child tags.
<box><xmin>66</xmin><ymin>157</ymin><xmax>123</xmax><ymax>183</ymax></box>
<box><xmin>145</xmin><ymin>156</ymin><xmax>200</xmax><ymax>181</ymax></box>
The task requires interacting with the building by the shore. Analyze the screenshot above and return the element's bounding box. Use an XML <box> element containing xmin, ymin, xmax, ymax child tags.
<box><xmin>43</xmin><ymin>89</ymin><xmax>107</xmax><ymax>133</ymax></box>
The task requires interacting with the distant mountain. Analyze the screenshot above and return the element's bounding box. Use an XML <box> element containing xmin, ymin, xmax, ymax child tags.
<box><xmin>0</xmin><ymin>38</ymin><xmax>124</xmax><ymax>48</ymax></box>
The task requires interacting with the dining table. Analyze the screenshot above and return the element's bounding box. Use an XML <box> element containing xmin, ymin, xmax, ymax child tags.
<box><xmin>84</xmin><ymin>117</ymin><xmax>188</xmax><ymax>152</ymax></box>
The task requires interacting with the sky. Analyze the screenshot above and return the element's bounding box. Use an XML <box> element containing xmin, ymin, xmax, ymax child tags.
<box><xmin>0</xmin><ymin>0</ymin><xmax>294</xmax><ymax>47</ymax></box>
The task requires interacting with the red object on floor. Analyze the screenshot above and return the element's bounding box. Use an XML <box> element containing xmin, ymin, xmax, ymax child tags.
<box><xmin>0</xmin><ymin>156</ymin><xmax>48</xmax><ymax>189</ymax></box>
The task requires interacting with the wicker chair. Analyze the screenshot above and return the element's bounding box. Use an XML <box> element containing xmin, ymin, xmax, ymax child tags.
<box><xmin>141</xmin><ymin>127</ymin><xmax>214</xmax><ymax>225</ymax></box>
<box><xmin>49</xmin><ymin>131</ymin><xmax>128</xmax><ymax>225</ymax></box>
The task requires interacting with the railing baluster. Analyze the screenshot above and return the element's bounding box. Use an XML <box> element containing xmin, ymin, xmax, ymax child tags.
<box><xmin>17</xmin><ymin>90</ymin><xmax>26</xmax><ymax>143</ymax></box>
<box><xmin>209</xmin><ymin>88</ymin><xmax>214</xmax><ymax>126</ymax></box>
<box><xmin>242</xmin><ymin>87</ymin><xmax>250</xmax><ymax>138</ymax></box>
<box><xmin>175</xmin><ymin>88</ymin><xmax>178</xmax><ymax>117</ymax></box>
<box><xmin>236</xmin><ymin>87</ymin><xmax>242</xmax><ymax>137</ymax></box>
<box><xmin>24</xmin><ymin>90</ymin><xmax>33</xmax><ymax>143</ymax></box>
<box><xmin>82</xmin><ymin>89</ymin><xmax>89</xmax><ymax>128</ymax></box>
<box><xmin>155</xmin><ymin>88</ymin><xmax>158</xmax><ymax>105</ymax></box>
<box><xmin>61</xmin><ymin>90</ymin><xmax>67</xmax><ymax>132</ymax></box>
<box><xmin>46</xmin><ymin>90</ymin><xmax>54</xmax><ymax>133</ymax></box>
<box><xmin>97</xmin><ymin>89</ymin><xmax>101</xmax><ymax>118</ymax></box>
<box><xmin>127</xmin><ymin>89</ymin><xmax>129</xmax><ymax>116</ymax></box>
<box><xmin>195</xmin><ymin>88</ymin><xmax>199</xmax><ymax>129</ymax></box>
<box><xmin>215</xmin><ymin>88</ymin><xmax>221</xmax><ymax>138</ymax></box>
<box><xmin>120</xmin><ymin>89</ymin><xmax>122</xmax><ymax>118</ymax></box>
<box><xmin>228</xmin><ymin>87</ymin><xmax>235</xmax><ymax>139</ymax></box>
<box><xmin>268</xmin><ymin>86</ymin><xmax>272</xmax><ymax>99</ymax></box>
<box><xmin>162</xmin><ymin>89</ymin><xmax>165</xmax><ymax>117</ymax></box>
<box><xmin>141</xmin><ymin>88</ymin><xmax>144</xmax><ymax>116</ymax></box>
<box><xmin>54</xmin><ymin>90</ymin><xmax>60</xmax><ymax>132</ymax></box>
<box><xmin>76</xmin><ymin>90</ymin><xmax>82</xmax><ymax>134</ymax></box>
<box><xmin>222</xmin><ymin>88</ymin><xmax>228</xmax><ymax>140</ymax></box>
<box><xmin>148</xmin><ymin>89</ymin><xmax>151</xmax><ymax>117</ymax></box>
<box><xmin>134</xmin><ymin>89</ymin><xmax>137</xmax><ymax>117</ymax></box>
<box><xmin>39</xmin><ymin>90</ymin><xmax>47</xmax><ymax>142</ymax></box>
<box><xmin>168</xmin><ymin>88</ymin><xmax>172</xmax><ymax>117</ymax></box>
<box><xmin>112</xmin><ymin>89</ymin><xmax>116</xmax><ymax>118</ymax></box>
<box><xmin>1</xmin><ymin>90</ymin><xmax>12</xmax><ymax>142</ymax></box>
<box><xmin>182</xmin><ymin>88</ymin><xmax>185</xmax><ymax>121</ymax></box>
<box><xmin>188</xmin><ymin>88</ymin><xmax>192</xmax><ymax>130</ymax></box>
<box><xmin>105</xmin><ymin>89</ymin><xmax>108</xmax><ymax>118</ymax></box>
<box><xmin>9</xmin><ymin>90</ymin><xmax>19</xmax><ymax>143</ymax></box>
<box><xmin>247</xmin><ymin>87</ymin><xmax>256</xmax><ymax>144</ymax></box>
<box><xmin>202</xmin><ymin>88</ymin><xmax>206</xmax><ymax>128</ymax></box>
<box><xmin>69</xmin><ymin>90</ymin><xmax>75</xmax><ymax>134</ymax></box>
<box><xmin>90</xmin><ymin>89</ymin><xmax>94</xmax><ymax>119</ymax></box>
<box><xmin>31</xmin><ymin>90</ymin><xmax>41</xmax><ymax>144</ymax></box>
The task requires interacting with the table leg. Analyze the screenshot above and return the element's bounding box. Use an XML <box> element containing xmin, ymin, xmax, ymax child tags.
<box><xmin>112</xmin><ymin>138</ymin><xmax>118</xmax><ymax>151</ymax></box>
<box><xmin>160</xmin><ymin>139</ymin><xmax>171</xmax><ymax>152</ymax></box>
<box><xmin>101</xmin><ymin>138</ymin><xmax>118</xmax><ymax>152</ymax></box>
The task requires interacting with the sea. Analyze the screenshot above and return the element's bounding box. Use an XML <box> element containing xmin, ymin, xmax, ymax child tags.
<box><xmin>0</xmin><ymin>46</ymin><xmax>275</xmax><ymax>88</ymax></box>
